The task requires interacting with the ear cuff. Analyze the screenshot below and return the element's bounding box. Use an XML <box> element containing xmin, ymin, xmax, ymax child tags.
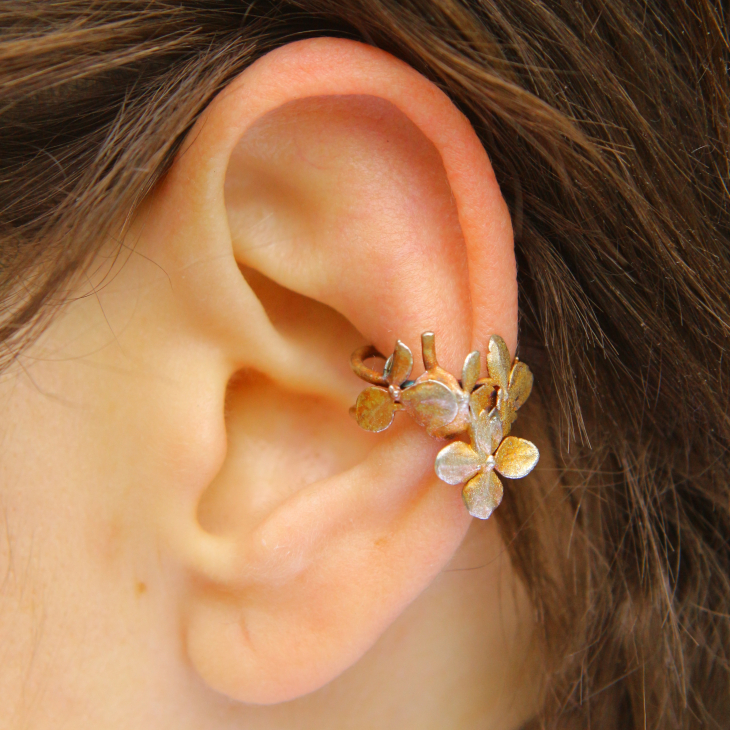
<box><xmin>350</xmin><ymin>332</ymin><xmax>539</xmax><ymax>520</ymax></box>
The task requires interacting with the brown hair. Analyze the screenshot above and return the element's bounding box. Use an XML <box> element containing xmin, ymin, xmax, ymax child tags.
<box><xmin>2</xmin><ymin>1</ymin><xmax>728</xmax><ymax>727</ymax></box>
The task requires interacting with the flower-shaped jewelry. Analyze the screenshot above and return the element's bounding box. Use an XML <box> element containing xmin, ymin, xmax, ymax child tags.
<box><xmin>351</xmin><ymin>340</ymin><xmax>415</xmax><ymax>432</ymax></box>
<box><xmin>434</xmin><ymin>407</ymin><xmax>539</xmax><ymax>519</ymax></box>
<box><xmin>350</xmin><ymin>332</ymin><xmax>540</xmax><ymax>520</ymax></box>
<box><xmin>482</xmin><ymin>335</ymin><xmax>534</xmax><ymax>436</ymax></box>
<box><xmin>352</xmin><ymin>333</ymin><xmax>480</xmax><ymax>437</ymax></box>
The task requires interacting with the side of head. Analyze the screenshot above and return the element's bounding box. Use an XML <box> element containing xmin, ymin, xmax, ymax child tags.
<box><xmin>1</xmin><ymin>3</ymin><xmax>729</xmax><ymax>730</ymax></box>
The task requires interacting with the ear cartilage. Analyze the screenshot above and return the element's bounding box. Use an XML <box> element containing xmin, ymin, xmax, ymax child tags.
<box><xmin>350</xmin><ymin>332</ymin><xmax>539</xmax><ymax>520</ymax></box>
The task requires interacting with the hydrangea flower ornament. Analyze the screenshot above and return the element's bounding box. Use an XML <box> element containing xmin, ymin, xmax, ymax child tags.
<box><xmin>350</xmin><ymin>332</ymin><xmax>540</xmax><ymax>519</ymax></box>
<box><xmin>350</xmin><ymin>340</ymin><xmax>414</xmax><ymax>432</ymax></box>
<box><xmin>435</xmin><ymin>407</ymin><xmax>539</xmax><ymax>519</ymax></box>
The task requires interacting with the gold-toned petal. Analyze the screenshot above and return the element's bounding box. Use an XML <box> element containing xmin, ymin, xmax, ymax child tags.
<box><xmin>487</xmin><ymin>335</ymin><xmax>511</xmax><ymax>391</ymax></box>
<box><xmin>470</xmin><ymin>383</ymin><xmax>496</xmax><ymax>418</ymax></box>
<box><xmin>475</xmin><ymin>407</ymin><xmax>502</xmax><ymax>456</ymax></box>
<box><xmin>385</xmin><ymin>340</ymin><xmax>413</xmax><ymax>385</ymax></box>
<box><xmin>461</xmin><ymin>351</ymin><xmax>481</xmax><ymax>394</ymax></box>
<box><xmin>508</xmin><ymin>361</ymin><xmax>533</xmax><ymax>410</ymax></box>
<box><xmin>354</xmin><ymin>386</ymin><xmax>396</xmax><ymax>432</ymax></box>
<box><xmin>494</xmin><ymin>436</ymin><xmax>539</xmax><ymax>479</ymax></box>
<box><xmin>462</xmin><ymin>470</ymin><xmax>504</xmax><ymax>520</ymax></box>
<box><xmin>434</xmin><ymin>441</ymin><xmax>483</xmax><ymax>485</ymax></box>
<box><xmin>401</xmin><ymin>380</ymin><xmax>459</xmax><ymax>431</ymax></box>
<box><xmin>497</xmin><ymin>390</ymin><xmax>517</xmax><ymax>436</ymax></box>
<box><xmin>502</xmin><ymin>410</ymin><xmax>517</xmax><ymax>436</ymax></box>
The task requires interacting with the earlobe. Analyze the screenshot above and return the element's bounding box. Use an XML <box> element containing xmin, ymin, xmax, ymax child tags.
<box><xmin>140</xmin><ymin>37</ymin><xmax>519</xmax><ymax>704</ymax></box>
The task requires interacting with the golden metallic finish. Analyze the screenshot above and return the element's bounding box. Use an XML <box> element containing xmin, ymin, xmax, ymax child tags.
<box><xmin>401</xmin><ymin>380</ymin><xmax>459</xmax><ymax>432</ymax></box>
<box><xmin>350</xmin><ymin>332</ymin><xmax>539</xmax><ymax>520</ymax></box>
<box><xmin>354</xmin><ymin>386</ymin><xmax>397</xmax><ymax>432</ymax></box>
<box><xmin>461</xmin><ymin>350</ymin><xmax>481</xmax><ymax>395</ymax></box>
<box><xmin>350</xmin><ymin>345</ymin><xmax>388</xmax><ymax>386</ymax></box>
<box><xmin>493</xmin><ymin>436</ymin><xmax>539</xmax><ymax>479</ymax></box>
<box><xmin>385</xmin><ymin>340</ymin><xmax>414</xmax><ymax>385</ymax></box>
<box><xmin>434</xmin><ymin>441</ymin><xmax>482</xmax><ymax>485</ymax></box>
<box><xmin>463</xmin><ymin>470</ymin><xmax>504</xmax><ymax>521</ymax></box>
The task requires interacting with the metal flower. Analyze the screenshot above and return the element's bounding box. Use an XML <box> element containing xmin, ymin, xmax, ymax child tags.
<box><xmin>399</xmin><ymin>332</ymin><xmax>477</xmax><ymax>438</ymax></box>
<box><xmin>435</xmin><ymin>408</ymin><xmax>539</xmax><ymax>519</ymax></box>
<box><xmin>352</xmin><ymin>332</ymin><xmax>485</xmax><ymax>438</ymax></box>
<box><xmin>479</xmin><ymin>335</ymin><xmax>534</xmax><ymax>435</ymax></box>
<box><xmin>351</xmin><ymin>340</ymin><xmax>414</xmax><ymax>432</ymax></box>
<box><xmin>350</xmin><ymin>331</ymin><xmax>539</xmax><ymax>521</ymax></box>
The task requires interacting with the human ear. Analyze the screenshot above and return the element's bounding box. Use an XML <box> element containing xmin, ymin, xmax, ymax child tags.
<box><xmin>132</xmin><ymin>37</ymin><xmax>517</xmax><ymax>704</ymax></box>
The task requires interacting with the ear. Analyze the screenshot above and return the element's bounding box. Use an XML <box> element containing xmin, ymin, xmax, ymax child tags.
<box><xmin>136</xmin><ymin>38</ymin><xmax>517</xmax><ymax>704</ymax></box>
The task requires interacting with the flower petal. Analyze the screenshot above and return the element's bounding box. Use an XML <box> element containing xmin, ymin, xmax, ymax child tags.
<box><xmin>354</xmin><ymin>386</ymin><xmax>396</xmax><ymax>432</ymax></box>
<box><xmin>462</xmin><ymin>470</ymin><xmax>504</xmax><ymax>520</ymax></box>
<box><xmin>495</xmin><ymin>436</ymin><xmax>539</xmax><ymax>478</ymax></box>
<box><xmin>401</xmin><ymin>380</ymin><xmax>459</xmax><ymax>431</ymax></box>
<box><xmin>475</xmin><ymin>407</ymin><xmax>502</xmax><ymax>456</ymax></box>
<box><xmin>470</xmin><ymin>382</ymin><xmax>496</xmax><ymax>418</ymax></box>
<box><xmin>487</xmin><ymin>335</ymin><xmax>510</xmax><ymax>391</ymax></box>
<box><xmin>497</xmin><ymin>390</ymin><xmax>517</xmax><ymax>436</ymax></box>
<box><xmin>385</xmin><ymin>340</ymin><xmax>413</xmax><ymax>386</ymax></box>
<box><xmin>508</xmin><ymin>361</ymin><xmax>533</xmax><ymax>410</ymax></box>
<box><xmin>435</xmin><ymin>441</ymin><xmax>483</xmax><ymax>485</ymax></box>
<box><xmin>461</xmin><ymin>350</ymin><xmax>481</xmax><ymax>394</ymax></box>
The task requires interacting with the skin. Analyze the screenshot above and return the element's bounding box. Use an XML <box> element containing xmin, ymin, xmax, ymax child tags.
<box><xmin>0</xmin><ymin>39</ymin><xmax>544</xmax><ymax>728</ymax></box>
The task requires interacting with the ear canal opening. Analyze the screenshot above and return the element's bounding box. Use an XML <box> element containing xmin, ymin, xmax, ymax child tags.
<box><xmin>197</xmin><ymin>369</ymin><xmax>378</xmax><ymax>539</ymax></box>
<box><xmin>194</xmin><ymin>266</ymin><xmax>381</xmax><ymax>537</ymax></box>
